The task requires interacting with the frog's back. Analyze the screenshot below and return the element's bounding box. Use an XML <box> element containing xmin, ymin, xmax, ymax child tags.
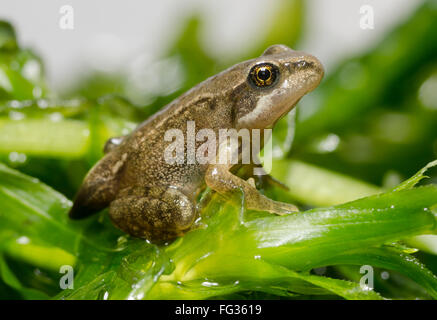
<box><xmin>116</xmin><ymin>85</ymin><xmax>235</xmax><ymax>192</ymax></box>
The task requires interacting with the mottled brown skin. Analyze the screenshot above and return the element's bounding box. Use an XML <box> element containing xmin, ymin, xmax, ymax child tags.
<box><xmin>69</xmin><ymin>45</ymin><xmax>324</xmax><ymax>242</ymax></box>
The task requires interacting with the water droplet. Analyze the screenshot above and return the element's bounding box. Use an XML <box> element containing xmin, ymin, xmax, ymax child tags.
<box><xmin>9</xmin><ymin>110</ymin><xmax>25</xmax><ymax>120</ymax></box>
<box><xmin>361</xmin><ymin>285</ymin><xmax>373</xmax><ymax>291</ymax></box>
<box><xmin>21</xmin><ymin>60</ymin><xmax>41</xmax><ymax>82</ymax></box>
<box><xmin>419</xmin><ymin>74</ymin><xmax>437</xmax><ymax>110</ymax></box>
<box><xmin>381</xmin><ymin>271</ymin><xmax>390</xmax><ymax>280</ymax></box>
<box><xmin>8</xmin><ymin>152</ymin><xmax>27</xmax><ymax>163</ymax></box>
<box><xmin>316</xmin><ymin>134</ymin><xmax>340</xmax><ymax>153</ymax></box>
<box><xmin>313</xmin><ymin>267</ymin><xmax>327</xmax><ymax>275</ymax></box>
<box><xmin>16</xmin><ymin>236</ymin><xmax>30</xmax><ymax>244</ymax></box>
<box><xmin>9</xmin><ymin>100</ymin><xmax>21</xmax><ymax>108</ymax></box>
<box><xmin>49</xmin><ymin>112</ymin><xmax>63</xmax><ymax>122</ymax></box>
<box><xmin>117</xmin><ymin>235</ymin><xmax>128</xmax><ymax>248</ymax></box>
<box><xmin>59</xmin><ymin>198</ymin><xmax>72</xmax><ymax>209</ymax></box>
<box><xmin>32</xmin><ymin>86</ymin><xmax>42</xmax><ymax>98</ymax></box>
<box><xmin>202</xmin><ymin>281</ymin><xmax>219</xmax><ymax>287</ymax></box>
<box><xmin>135</xmin><ymin>292</ymin><xmax>144</xmax><ymax>300</ymax></box>
<box><xmin>0</xmin><ymin>69</ymin><xmax>12</xmax><ymax>91</ymax></box>
<box><xmin>103</xmin><ymin>291</ymin><xmax>109</xmax><ymax>300</ymax></box>
<box><xmin>37</xmin><ymin>99</ymin><xmax>48</xmax><ymax>109</ymax></box>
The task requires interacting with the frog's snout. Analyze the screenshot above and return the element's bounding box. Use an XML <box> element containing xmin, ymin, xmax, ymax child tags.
<box><xmin>307</xmin><ymin>55</ymin><xmax>324</xmax><ymax>90</ymax></box>
<box><xmin>308</xmin><ymin>55</ymin><xmax>324</xmax><ymax>78</ymax></box>
<box><xmin>292</xmin><ymin>54</ymin><xmax>324</xmax><ymax>92</ymax></box>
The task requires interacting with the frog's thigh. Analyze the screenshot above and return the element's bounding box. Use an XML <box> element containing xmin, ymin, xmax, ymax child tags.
<box><xmin>205</xmin><ymin>163</ymin><xmax>298</xmax><ymax>215</ymax></box>
<box><xmin>108</xmin><ymin>187</ymin><xmax>196</xmax><ymax>241</ymax></box>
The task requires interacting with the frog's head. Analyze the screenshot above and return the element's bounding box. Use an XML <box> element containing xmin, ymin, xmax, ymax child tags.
<box><xmin>230</xmin><ymin>44</ymin><xmax>324</xmax><ymax>130</ymax></box>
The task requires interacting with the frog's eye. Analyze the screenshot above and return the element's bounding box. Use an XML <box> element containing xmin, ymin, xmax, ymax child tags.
<box><xmin>248</xmin><ymin>63</ymin><xmax>278</xmax><ymax>88</ymax></box>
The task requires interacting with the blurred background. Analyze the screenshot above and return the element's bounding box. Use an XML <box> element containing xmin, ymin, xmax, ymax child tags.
<box><xmin>1</xmin><ymin>0</ymin><xmax>423</xmax><ymax>90</ymax></box>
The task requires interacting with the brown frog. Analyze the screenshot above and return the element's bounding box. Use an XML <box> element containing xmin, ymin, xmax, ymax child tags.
<box><xmin>69</xmin><ymin>45</ymin><xmax>324</xmax><ymax>242</ymax></box>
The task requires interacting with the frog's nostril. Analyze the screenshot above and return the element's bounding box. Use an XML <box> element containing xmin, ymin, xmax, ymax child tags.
<box><xmin>296</xmin><ymin>60</ymin><xmax>307</xmax><ymax>68</ymax></box>
<box><xmin>299</xmin><ymin>56</ymin><xmax>325</xmax><ymax>79</ymax></box>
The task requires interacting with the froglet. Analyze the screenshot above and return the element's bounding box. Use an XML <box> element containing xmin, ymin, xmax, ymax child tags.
<box><xmin>69</xmin><ymin>45</ymin><xmax>324</xmax><ymax>242</ymax></box>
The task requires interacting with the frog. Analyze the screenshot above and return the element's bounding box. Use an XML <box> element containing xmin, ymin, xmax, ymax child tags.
<box><xmin>69</xmin><ymin>44</ymin><xmax>324</xmax><ymax>242</ymax></box>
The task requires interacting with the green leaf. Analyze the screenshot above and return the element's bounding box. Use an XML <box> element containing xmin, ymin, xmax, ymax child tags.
<box><xmin>0</xmin><ymin>162</ymin><xmax>120</xmax><ymax>259</ymax></box>
<box><xmin>393</xmin><ymin>159</ymin><xmax>437</xmax><ymax>191</ymax></box>
<box><xmin>1</xmin><ymin>163</ymin><xmax>437</xmax><ymax>299</ymax></box>
<box><xmin>271</xmin><ymin>159</ymin><xmax>381</xmax><ymax>206</ymax></box>
<box><xmin>0</xmin><ymin>162</ymin><xmax>79</xmax><ymax>252</ymax></box>
<box><xmin>141</xmin><ymin>187</ymin><xmax>437</xmax><ymax>299</ymax></box>
<box><xmin>312</xmin><ymin>246</ymin><xmax>437</xmax><ymax>299</ymax></box>
<box><xmin>0</xmin><ymin>118</ymin><xmax>90</xmax><ymax>158</ymax></box>
<box><xmin>289</xmin><ymin>271</ymin><xmax>383</xmax><ymax>300</ymax></box>
<box><xmin>0</xmin><ymin>21</ymin><xmax>18</xmax><ymax>52</ymax></box>
<box><xmin>0</xmin><ymin>253</ymin><xmax>49</xmax><ymax>299</ymax></box>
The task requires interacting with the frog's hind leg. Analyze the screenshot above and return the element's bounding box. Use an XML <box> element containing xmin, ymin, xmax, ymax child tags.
<box><xmin>69</xmin><ymin>152</ymin><xmax>127</xmax><ymax>219</ymax></box>
<box><xmin>108</xmin><ymin>186</ymin><xmax>197</xmax><ymax>242</ymax></box>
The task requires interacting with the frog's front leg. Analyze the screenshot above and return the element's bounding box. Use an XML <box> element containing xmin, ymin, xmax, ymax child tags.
<box><xmin>238</xmin><ymin>161</ymin><xmax>289</xmax><ymax>191</ymax></box>
<box><xmin>205</xmin><ymin>154</ymin><xmax>298</xmax><ymax>215</ymax></box>
<box><xmin>108</xmin><ymin>186</ymin><xmax>197</xmax><ymax>242</ymax></box>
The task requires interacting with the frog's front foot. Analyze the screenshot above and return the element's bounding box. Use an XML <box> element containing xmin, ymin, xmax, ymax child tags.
<box><xmin>205</xmin><ymin>163</ymin><xmax>299</xmax><ymax>216</ymax></box>
<box><xmin>264</xmin><ymin>199</ymin><xmax>299</xmax><ymax>216</ymax></box>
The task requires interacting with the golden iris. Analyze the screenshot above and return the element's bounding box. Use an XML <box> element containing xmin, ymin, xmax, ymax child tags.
<box><xmin>249</xmin><ymin>63</ymin><xmax>278</xmax><ymax>87</ymax></box>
